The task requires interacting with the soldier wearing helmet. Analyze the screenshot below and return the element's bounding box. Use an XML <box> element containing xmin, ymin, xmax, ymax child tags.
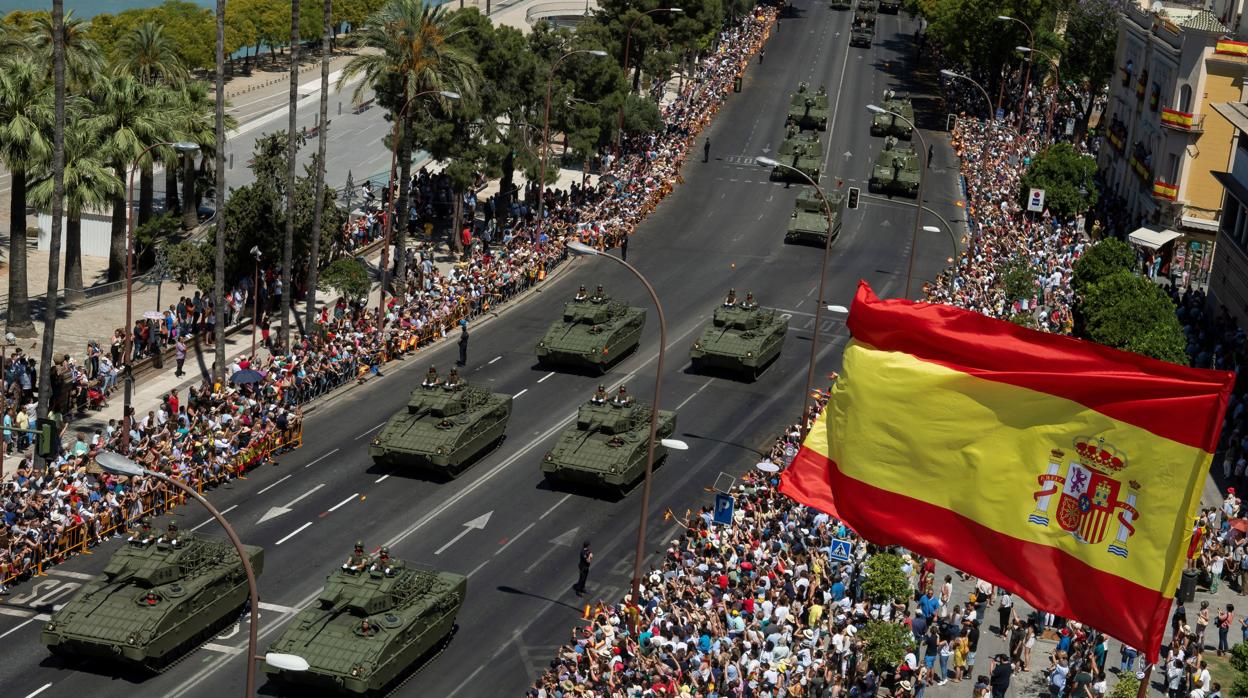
<box><xmin>343</xmin><ymin>541</ymin><xmax>368</xmax><ymax>573</ymax></box>
<box><xmin>372</xmin><ymin>546</ymin><xmax>395</xmax><ymax>576</ymax></box>
<box><xmin>724</xmin><ymin>289</ymin><xmax>737</xmax><ymax>307</ymax></box>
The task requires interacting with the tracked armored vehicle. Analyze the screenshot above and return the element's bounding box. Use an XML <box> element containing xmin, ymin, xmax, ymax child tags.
<box><xmin>541</xmin><ymin>389</ymin><xmax>676</xmax><ymax>493</ymax></box>
<box><xmin>850</xmin><ymin>16</ymin><xmax>874</xmax><ymax>47</ymax></box>
<box><xmin>771</xmin><ymin>129</ymin><xmax>823</xmax><ymax>182</ymax></box>
<box><xmin>870</xmin><ymin>90</ymin><xmax>915</xmax><ymax>139</ymax></box>
<box><xmin>787</xmin><ymin>83</ymin><xmax>829</xmax><ymax>131</ymax></box>
<box><xmin>535</xmin><ymin>287</ymin><xmax>645</xmax><ymax>372</ymax></box>
<box><xmin>830</xmin><ymin>0</ymin><xmax>852</xmax><ymax>8</ymax></box>
<box><xmin>787</xmin><ymin>187</ymin><xmax>846</xmax><ymax>246</ymax></box>
<box><xmin>857</xmin><ymin>0</ymin><xmax>878</xmax><ymax>10</ymax></box>
<box><xmin>690</xmin><ymin>293</ymin><xmax>789</xmax><ymax>379</ymax></box>
<box><xmin>264</xmin><ymin>553</ymin><xmax>466</xmax><ymax>694</ymax></box>
<box><xmin>368</xmin><ymin>369</ymin><xmax>512</xmax><ymax>475</ymax></box>
<box><xmin>41</xmin><ymin>532</ymin><xmax>264</xmax><ymax>671</ymax></box>
<box><xmin>869</xmin><ymin>137</ymin><xmax>920</xmax><ymax>197</ymax></box>
<box><xmin>879</xmin><ymin>0</ymin><xmax>900</xmax><ymax>12</ymax></box>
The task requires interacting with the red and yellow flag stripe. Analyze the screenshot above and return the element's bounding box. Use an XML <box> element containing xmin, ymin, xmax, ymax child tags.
<box><xmin>781</xmin><ymin>283</ymin><xmax>1233</xmax><ymax>659</ymax></box>
<box><xmin>1216</xmin><ymin>39</ymin><xmax>1248</xmax><ymax>56</ymax></box>
<box><xmin>1154</xmin><ymin>180</ymin><xmax>1179</xmax><ymax>201</ymax></box>
<box><xmin>1161</xmin><ymin>108</ymin><xmax>1195</xmax><ymax>129</ymax></box>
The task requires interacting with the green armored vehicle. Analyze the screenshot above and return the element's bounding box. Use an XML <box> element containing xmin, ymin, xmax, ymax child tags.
<box><xmin>787</xmin><ymin>83</ymin><xmax>828</xmax><ymax>131</ymax></box>
<box><xmin>368</xmin><ymin>367</ymin><xmax>511</xmax><ymax>475</ymax></box>
<box><xmin>771</xmin><ymin>128</ymin><xmax>823</xmax><ymax>182</ymax></box>
<box><xmin>850</xmin><ymin>16</ymin><xmax>874</xmax><ymax>47</ymax></box>
<box><xmin>857</xmin><ymin>0</ymin><xmax>878</xmax><ymax>10</ymax></box>
<box><xmin>879</xmin><ymin>0</ymin><xmax>900</xmax><ymax>12</ymax></box>
<box><xmin>536</xmin><ymin>285</ymin><xmax>645</xmax><ymax>373</ymax></box>
<box><xmin>541</xmin><ymin>387</ymin><xmax>677</xmax><ymax>493</ymax></box>
<box><xmin>690</xmin><ymin>291</ymin><xmax>788</xmax><ymax>379</ymax></box>
<box><xmin>787</xmin><ymin>187</ymin><xmax>846</xmax><ymax>246</ymax></box>
<box><xmin>41</xmin><ymin>528</ymin><xmax>264</xmax><ymax>670</ymax></box>
<box><xmin>870</xmin><ymin>90</ymin><xmax>915</xmax><ymax>139</ymax></box>
<box><xmin>854</xmin><ymin>8</ymin><xmax>877</xmax><ymax>28</ymax></box>
<box><xmin>869</xmin><ymin>137</ymin><xmax>920</xmax><ymax>198</ymax></box>
<box><xmin>264</xmin><ymin>545</ymin><xmax>465</xmax><ymax>694</ymax></box>
<box><xmin>830</xmin><ymin>0</ymin><xmax>852</xmax><ymax>8</ymax></box>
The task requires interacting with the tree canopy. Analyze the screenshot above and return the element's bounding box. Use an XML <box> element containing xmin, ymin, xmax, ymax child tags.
<box><xmin>1071</xmin><ymin>238</ymin><xmax>1135</xmax><ymax>297</ymax></box>
<box><xmin>1080</xmin><ymin>271</ymin><xmax>1187</xmax><ymax>364</ymax></box>
<box><xmin>1018</xmin><ymin>142</ymin><xmax>1097</xmax><ymax>219</ymax></box>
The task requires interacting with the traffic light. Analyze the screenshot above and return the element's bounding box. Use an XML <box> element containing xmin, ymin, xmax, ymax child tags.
<box><xmin>847</xmin><ymin>186</ymin><xmax>860</xmax><ymax>210</ymax></box>
<box><xmin>36</xmin><ymin>417</ymin><xmax>58</xmax><ymax>459</ymax></box>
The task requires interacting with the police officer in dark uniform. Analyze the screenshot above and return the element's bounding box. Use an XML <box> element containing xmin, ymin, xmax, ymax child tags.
<box><xmin>574</xmin><ymin>540</ymin><xmax>593</xmax><ymax>596</ymax></box>
<box><xmin>704</xmin><ymin>138</ymin><xmax>711</xmax><ymax>162</ymax></box>
<box><xmin>457</xmin><ymin>320</ymin><xmax>469</xmax><ymax>366</ymax></box>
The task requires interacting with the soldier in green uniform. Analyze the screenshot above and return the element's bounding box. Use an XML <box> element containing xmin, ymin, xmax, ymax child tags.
<box><xmin>591</xmin><ymin>385</ymin><xmax>608</xmax><ymax>405</ymax></box>
<box><xmin>612</xmin><ymin>385</ymin><xmax>633</xmax><ymax>407</ymax></box>
<box><xmin>371</xmin><ymin>547</ymin><xmax>396</xmax><ymax>576</ymax></box>
<box><xmin>574</xmin><ymin>285</ymin><xmax>588</xmax><ymax>301</ymax></box>
<box><xmin>591</xmin><ymin>285</ymin><xmax>606</xmax><ymax>303</ymax></box>
<box><xmin>422</xmin><ymin>365</ymin><xmax>440</xmax><ymax>389</ymax></box>
<box><xmin>445</xmin><ymin>367</ymin><xmax>462</xmax><ymax>389</ymax></box>
<box><xmin>127</xmin><ymin>518</ymin><xmax>155</xmax><ymax>546</ymax></box>
<box><xmin>741</xmin><ymin>292</ymin><xmax>758</xmax><ymax>310</ymax></box>
<box><xmin>343</xmin><ymin>541</ymin><xmax>368</xmax><ymax>574</ymax></box>
<box><xmin>158</xmin><ymin>521</ymin><xmax>181</xmax><ymax>547</ymax></box>
<box><xmin>723</xmin><ymin>289</ymin><xmax>737</xmax><ymax>307</ymax></box>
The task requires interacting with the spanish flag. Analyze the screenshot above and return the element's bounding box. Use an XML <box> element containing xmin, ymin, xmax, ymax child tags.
<box><xmin>781</xmin><ymin>283</ymin><xmax>1233</xmax><ymax>659</ymax></box>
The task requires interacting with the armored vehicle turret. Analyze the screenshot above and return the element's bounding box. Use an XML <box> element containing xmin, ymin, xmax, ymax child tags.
<box><xmin>850</xmin><ymin>16</ymin><xmax>874</xmax><ymax>47</ymax></box>
<box><xmin>536</xmin><ymin>286</ymin><xmax>645</xmax><ymax>373</ymax></box>
<box><xmin>264</xmin><ymin>551</ymin><xmax>465</xmax><ymax>694</ymax></box>
<box><xmin>787</xmin><ymin>84</ymin><xmax>829</xmax><ymax>131</ymax></box>
<box><xmin>690</xmin><ymin>292</ymin><xmax>789</xmax><ymax>379</ymax></box>
<box><xmin>857</xmin><ymin>0</ymin><xmax>878</xmax><ymax>11</ymax></box>
<box><xmin>541</xmin><ymin>388</ymin><xmax>677</xmax><ymax>493</ymax></box>
<box><xmin>368</xmin><ymin>368</ymin><xmax>512</xmax><ymax>475</ymax></box>
<box><xmin>786</xmin><ymin>187</ymin><xmax>846</xmax><ymax>246</ymax></box>
<box><xmin>870</xmin><ymin>90</ymin><xmax>915</xmax><ymax>139</ymax></box>
<box><xmin>869</xmin><ymin>137</ymin><xmax>920</xmax><ymax>197</ymax></box>
<box><xmin>41</xmin><ymin>532</ymin><xmax>264</xmax><ymax>670</ymax></box>
<box><xmin>854</xmin><ymin>8</ymin><xmax>877</xmax><ymax>27</ymax></box>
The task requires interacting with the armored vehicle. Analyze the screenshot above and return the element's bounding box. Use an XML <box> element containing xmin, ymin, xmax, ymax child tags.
<box><xmin>850</xmin><ymin>18</ymin><xmax>874</xmax><ymax>47</ymax></box>
<box><xmin>264</xmin><ymin>551</ymin><xmax>465</xmax><ymax>694</ymax></box>
<box><xmin>41</xmin><ymin>532</ymin><xmax>264</xmax><ymax>670</ymax></box>
<box><xmin>690</xmin><ymin>292</ymin><xmax>788</xmax><ymax>379</ymax></box>
<box><xmin>869</xmin><ymin>137</ymin><xmax>920</xmax><ymax>197</ymax></box>
<box><xmin>787</xmin><ymin>83</ymin><xmax>829</xmax><ymax>131</ymax></box>
<box><xmin>857</xmin><ymin>0</ymin><xmax>878</xmax><ymax>10</ymax></box>
<box><xmin>879</xmin><ymin>0</ymin><xmax>901</xmax><ymax>12</ymax></box>
<box><xmin>854</xmin><ymin>8</ymin><xmax>876</xmax><ymax>27</ymax></box>
<box><xmin>541</xmin><ymin>388</ymin><xmax>677</xmax><ymax>492</ymax></box>
<box><xmin>787</xmin><ymin>187</ymin><xmax>846</xmax><ymax>246</ymax></box>
<box><xmin>870</xmin><ymin>90</ymin><xmax>915</xmax><ymax>139</ymax></box>
<box><xmin>368</xmin><ymin>368</ymin><xmax>512</xmax><ymax>475</ymax></box>
<box><xmin>535</xmin><ymin>286</ymin><xmax>645</xmax><ymax>372</ymax></box>
<box><xmin>771</xmin><ymin>129</ymin><xmax>823</xmax><ymax>182</ymax></box>
<box><xmin>830</xmin><ymin>0</ymin><xmax>852</xmax><ymax>8</ymax></box>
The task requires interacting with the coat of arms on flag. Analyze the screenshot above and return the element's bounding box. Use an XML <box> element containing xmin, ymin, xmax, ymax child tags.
<box><xmin>1031</xmin><ymin>438</ymin><xmax>1141</xmax><ymax>558</ymax></box>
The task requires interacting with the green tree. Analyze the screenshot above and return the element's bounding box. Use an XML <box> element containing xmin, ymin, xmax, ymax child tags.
<box><xmin>924</xmin><ymin>0</ymin><xmax>1062</xmax><ymax>99</ymax></box>
<box><xmin>37</xmin><ymin>0</ymin><xmax>67</xmax><ymax>464</ymax></box>
<box><xmin>1080</xmin><ymin>271</ymin><xmax>1186</xmax><ymax>364</ymax></box>
<box><xmin>306</xmin><ymin>0</ymin><xmax>333</xmax><ymax>332</ymax></box>
<box><xmin>164</xmin><ymin>81</ymin><xmax>235</xmax><ymax>230</ymax></box>
<box><xmin>860</xmin><ymin>620</ymin><xmax>913</xmax><ymax>670</ymax></box>
<box><xmin>1072</xmin><ymin>238</ymin><xmax>1135</xmax><ymax>297</ymax></box>
<box><xmin>999</xmin><ymin>257</ymin><xmax>1037</xmax><ymax>305</ymax></box>
<box><xmin>1061</xmin><ymin>0</ymin><xmax>1117</xmax><ymax>137</ymax></box>
<box><xmin>28</xmin><ymin>10</ymin><xmax>104</xmax><ymax>88</ymax></box>
<box><xmin>113</xmin><ymin>21</ymin><xmax>189</xmax><ymax>86</ymax></box>
<box><xmin>280</xmin><ymin>0</ymin><xmax>301</xmax><ymax>345</ymax></box>
<box><xmin>0</xmin><ymin>57</ymin><xmax>54</xmax><ymax>337</ymax></box>
<box><xmin>861</xmin><ymin>553</ymin><xmax>911</xmax><ymax>603</ymax></box>
<box><xmin>1109</xmin><ymin>674</ymin><xmax>1140</xmax><ymax>698</ymax></box>
<box><xmin>214</xmin><ymin>0</ymin><xmax>227</xmax><ymax>379</ymax></box>
<box><xmin>1018</xmin><ymin>142</ymin><xmax>1097</xmax><ymax>219</ymax></box>
<box><xmin>319</xmin><ymin>257</ymin><xmax>371</xmax><ymax>300</ymax></box>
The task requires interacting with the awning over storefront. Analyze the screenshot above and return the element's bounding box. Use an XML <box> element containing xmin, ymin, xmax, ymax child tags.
<box><xmin>1128</xmin><ymin>225</ymin><xmax>1183</xmax><ymax>249</ymax></box>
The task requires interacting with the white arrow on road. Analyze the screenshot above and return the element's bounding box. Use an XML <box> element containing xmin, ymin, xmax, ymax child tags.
<box><xmin>257</xmin><ymin>484</ymin><xmax>325</xmax><ymax>524</ymax></box>
<box><xmin>435</xmin><ymin>512</ymin><xmax>493</xmax><ymax>555</ymax></box>
<box><xmin>843</xmin><ymin>150</ymin><xmax>853</xmax><ymax>160</ymax></box>
<box><xmin>523</xmin><ymin>527</ymin><xmax>581</xmax><ymax>574</ymax></box>
<box><xmin>880</xmin><ymin>219</ymin><xmax>892</xmax><ymax>227</ymax></box>
<box><xmin>761</xmin><ymin>144</ymin><xmax>772</xmax><ymax>154</ymax></box>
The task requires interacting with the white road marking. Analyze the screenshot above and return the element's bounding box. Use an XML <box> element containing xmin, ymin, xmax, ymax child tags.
<box><xmin>0</xmin><ymin>606</ymin><xmax>33</xmax><ymax>618</ymax></box>
<box><xmin>512</xmin><ymin>388</ymin><xmax>528</xmax><ymax>399</ymax></box>
<box><xmin>674</xmin><ymin>379</ymin><xmax>714</xmax><ymax>411</ymax></box>
<box><xmin>304</xmin><ymin>448</ymin><xmax>339</xmax><ymax>468</ymax></box>
<box><xmin>374</xmin><ymin>474</ymin><xmax>390</xmax><ymax>483</ymax></box>
<box><xmin>0</xmin><ymin>618</ymin><xmax>36</xmax><ymax>639</ymax></box>
<box><xmin>467</xmin><ymin>559</ymin><xmax>491</xmax><ymax>578</ymax></box>
<box><xmin>488</xmin><ymin>355</ymin><xmax>502</xmax><ymax>364</ymax></box>
<box><xmin>275</xmin><ymin>522</ymin><xmax>314</xmax><ymax>546</ymax></box>
<box><xmin>496</xmin><ymin>522</ymin><xmax>536</xmax><ymax>556</ymax></box>
<box><xmin>23</xmin><ymin>683</ymin><xmax>52</xmax><ymax>698</ymax></box>
<box><xmin>539</xmin><ymin>493</ymin><xmax>573</xmax><ymax>520</ymax></box>
<box><xmin>256</xmin><ymin>474</ymin><xmax>292</xmax><ymax>495</ymax></box>
<box><xmin>287</xmin><ymin>484</ymin><xmax>324</xmax><ymax>507</ymax></box>
<box><xmin>435</xmin><ymin>512</ymin><xmax>493</xmax><ymax>555</ymax></box>
<box><xmin>537</xmin><ymin>372</ymin><xmax>555</xmax><ymax>383</ymax></box>
<box><xmin>257</xmin><ymin>602</ymin><xmax>298</xmax><ymax>613</ymax></box>
<box><xmin>47</xmin><ymin>570</ymin><xmax>94</xmax><ymax>580</ymax></box>
<box><xmin>191</xmin><ymin>504</ymin><xmax>239</xmax><ymax>531</ymax></box>
<box><xmin>355</xmin><ymin>422</ymin><xmax>385</xmax><ymax>439</ymax></box>
<box><xmin>202</xmin><ymin>642</ymin><xmax>244</xmax><ymax>655</ymax></box>
<box><xmin>328</xmin><ymin>493</ymin><xmax>359</xmax><ymax>512</ymax></box>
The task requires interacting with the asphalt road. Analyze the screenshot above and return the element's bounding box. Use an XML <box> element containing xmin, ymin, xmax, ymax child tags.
<box><xmin>0</xmin><ymin>3</ymin><xmax>967</xmax><ymax>697</ymax></box>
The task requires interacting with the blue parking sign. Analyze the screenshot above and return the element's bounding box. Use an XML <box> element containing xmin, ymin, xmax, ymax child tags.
<box><xmin>829</xmin><ymin>539</ymin><xmax>853</xmax><ymax>562</ymax></box>
<box><xmin>713</xmin><ymin>493</ymin><xmax>734</xmax><ymax>525</ymax></box>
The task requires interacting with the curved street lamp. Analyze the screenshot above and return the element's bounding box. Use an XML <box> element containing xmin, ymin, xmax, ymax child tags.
<box><xmin>939</xmin><ymin>69</ymin><xmax>993</xmax><ymax>120</ymax></box>
<box><xmin>565</xmin><ymin>240</ymin><xmax>688</xmax><ymax>600</ymax></box>
<box><xmin>754</xmin><ymin>156</ymin><xmax>848</xmax><ymax>439</ymax></box>
<box><xmin>122</xmin><ymin>140</ymin><xmax>199</xmax><ymax>455</ymax></box>
<box><xmin>996</xmin><ymin>15</ymin><xmax>1034</xmax><ymax>131</ymax></box>
<box><xmin>538</xmin><ymin>50</ymin><xmax>609</xmax><ymax>235</ymax></box>
<box><xmin>377</xmin><ymin>90</ymin><xmax>460</xmax><ymax>317</ymax></box>
<box><xmin>617</xmin><ymin>8</ymin><xmax>684</xmax><ymax>152</ymax></box>
<box><xmin>866</xmin><ymin>105</ymin><xmax>929</xmax><ymax>300</ymax></box>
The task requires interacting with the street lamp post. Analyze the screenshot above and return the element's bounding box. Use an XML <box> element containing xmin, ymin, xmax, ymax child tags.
<box><xmin>754</xmin><ymin>156</ymin><xmax>848</xmax><ymax>439</ymax></box>
<box><xmin>95</xmin><ymin>450</ymin><xmax>262</xmax><ymax>698</ymax></box>
<box><xmin>565</xmin><ymin>240</ymin><xmax>688</xmax><ymax>601</ymax></box>
<box><xmin>1017</xmin><ymin>46</ymin><xmax>1061</xmax><ymax>143</ymax></box>
<box><xmin>539</xmin><ymin>50</ymin><xmax>608</xmax><ymax>236</ymax></box>
<box><xmin>939</xmin><ymin>69</ymin><xmax>993</xmax><ymax>120</ymax></box>
<box><xmin>377</xmin><ymin>90</ymin><xmax>460</xmax><ymax>318</ymax></box>
<box><xmin>617</xmin><ymin>8</ymin><xmax>683</xmax><ymax>153</ymax></box>
<box><xmin>996</xmin><ymin>15</ymin><xmax>1034</xmax><ymax>131</ymax></box>
<box><xmin>0</xmin><ymin>331</ymin><xmax>17</xmax><ymax>477</ymax></box>
<box><xmin>866</xmin><ymin>105</ymin><xmax>929</xmax><ymax>300</ymax></box>
<box><xmin>122</xmin><ymin>141</ymin><xmax>199</xmax><ymax>456</ymax></box>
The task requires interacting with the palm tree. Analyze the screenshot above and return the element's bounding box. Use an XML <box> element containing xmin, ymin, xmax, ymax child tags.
<box><xmin>0</xmin><ymin>58</ymin><xmax>54</xmax><ymax>337</ymax></box>
<box><xmin>306</xmin><ymin>0</ymin><xmax>333</xmax><ymax>332</ymax></box>
<box><xmin>165</xmin><ymin>82</ymin><xmax>234</xmax><ymax>231</ymax></box>
<box><xmin>281</xmin><ymin>0</ymin><xmax>301</xmax><ymax>345</ymax></box>
<box><xmin>214</xmin><ymin>0</ymin><xmax>227</xmax><ymax>379</ymax></box>
<box><xmin>113</xmin><ymin>22</ymin><xmax>189</xmax><ymax>87</ymax></box>
<box><xmin>29</xmin><ymin>118</ymin><xmax>123</xmax><ymax>304</ymax></box>
<box><xmin>29</xmin><ymin>9</ymin><xmax>102</xmax><ymax>88</ymax></box>
<box><xmin>339</xmin><ymin>0</ymin><xmax>479</xmax><ymax>284</ymax></box>
<box><xmin>37</xmin><ymin>0</ymin><xmax>67</xmax><ymax>441</ymax></box>
<box><xmin>88</xmin><ymin>74</ymin><xmax>170</xmax><ymax>282</ymax></box>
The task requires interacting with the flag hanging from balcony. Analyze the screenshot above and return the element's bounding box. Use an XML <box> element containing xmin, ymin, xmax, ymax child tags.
<box><xmin>1216</xmin><ymin>39</ymin><xmax>1248</xmax><ymax>56</ymax></box>
<box><xmin>780</xmin><ymin>282</ymin><xmax>1234</xmax><ymax>660</ymax></box>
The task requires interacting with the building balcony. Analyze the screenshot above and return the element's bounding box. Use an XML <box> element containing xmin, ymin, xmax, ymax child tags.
<box><xmin>1129</xmin><ymin>152</ymin><xmax>1152</xmax><ymax>183</ymax></box>
<box><xmin>1153</xmin><ymin>180</ymin><xmax>1179</xmax><ymax>201</ymax></box>
<box><xmin>1161</xmin><ymin>108</ymin><xmax>1205</xmax><ymax>133</ymax></box>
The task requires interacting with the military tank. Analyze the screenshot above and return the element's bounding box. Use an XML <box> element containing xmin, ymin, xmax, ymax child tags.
<box><xmin>541</xmin><ymin>388</ymin><xmax>677</xmax><ymax>493</ymax></box>
<box><xmin>264</xmin><ymin>551</ymin><xmax>465</xmax><ymax>694</ymax></box>
<box><xmin>41</xmin><ymin>531</ymin><xmax>264</xmax><ymax>670</ymax></box>
<box><xmin>830</xmin><ymin>0</ymin><xmax>853</xmax><ymax>8</ymax></box>
<box><xmin>854</xmin><ymin>7</ymin><xmax>877</xmax><ymax>27</ymax></box>
<box><xmin>850</xmin><ymin>16</ymin><xmax>874</xmax><ymax>47</ymax></box>
<box><xmin>787</xmin><ymin>84</ymin><xmax>828</xmax><ymax>131</ymax></box>
<box><xmin>857</xmin><ymin>0</ymin><xmax>878</xmax><ymax>10</ymax></box>
<box><xmin>879</xmin><ymin>0</ymin><xmax>901</xmax><ymax>12</ymax></box>
<box><xmin>869</xmin><ymin>137</ymin><xmax>920</xmax><ymax>198</ymax></box>
<box><xmin>535</xmin><ymin>286</ymin><xmax>645</xmax><ymax>373</ymax></box>
<box><xmin>870</xmin><ymin>90</ymin><xmax>915</xmax><ymax>139</ymax></box>
<box><xmin>787</xmin><ymin>187</ymin><xmax>846</xmax><ymax>246</ymax></box>
<box><xmin>368</xmin><ymin>368</ymin><xmax>512</xmax><ymax>475</ymax></box>
<box><xmin>771</xmin><ymin>129</ymin><xmax>823</xmax><ymax>182</ymax></box>
<box><xmin>690</xmin><ymin>292</ymin><xmax>789</xmax><ymax>379</ymax></box>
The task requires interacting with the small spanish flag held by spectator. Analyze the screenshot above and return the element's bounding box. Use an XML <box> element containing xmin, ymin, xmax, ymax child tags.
<box><xmin>780</xmin><ymin>282</ymin><xmax>1234</xmax><ymax>661</ymax></box>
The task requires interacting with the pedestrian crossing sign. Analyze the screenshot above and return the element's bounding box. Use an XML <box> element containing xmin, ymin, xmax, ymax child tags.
<box><xmin>829</xmin><ymin>538</ymin><xmax>853</xmax><ymax>562</ymax></box>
